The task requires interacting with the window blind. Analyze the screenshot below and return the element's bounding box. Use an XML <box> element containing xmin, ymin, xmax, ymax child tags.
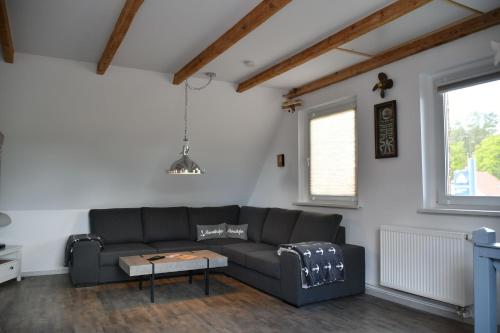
<box><xmin>437</xmin><ymin>71</ymin><xmax>500</xmax><ymax>93</ymax></box>
<box><xmin>309</xmin><ymin>108</ymin><xmax>356</xmax><ymax>197</ymax></box>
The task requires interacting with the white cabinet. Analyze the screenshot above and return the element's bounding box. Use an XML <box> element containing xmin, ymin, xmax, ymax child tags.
<box><xmin>0</xmin><ymin>246</ymin><xmax>22</xmax><ymax>284</ymax></box>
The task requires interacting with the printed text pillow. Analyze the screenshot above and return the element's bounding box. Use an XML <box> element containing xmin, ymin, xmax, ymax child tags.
<box><xmin>197</xmin><ymin>223</ymin><xmax>226</xmax><ymax>241</ymax></box>
<box><xmin>226</xmin><ymin>224</ymin><xmax>248</xmax><ymax>240</ymax></box>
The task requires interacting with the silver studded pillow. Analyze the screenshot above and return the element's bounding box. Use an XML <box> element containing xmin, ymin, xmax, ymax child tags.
<box><xmin>196</xmin><ymin>223</ymin><xmax>226</xmax><ymax>241</ymax></box>
<box><xmin>226</xmin><ymin>224</ymin><xmax>248</xmax><ymax>240</ymax></box>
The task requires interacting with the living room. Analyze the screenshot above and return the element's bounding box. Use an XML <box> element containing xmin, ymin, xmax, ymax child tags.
<box><xmin>0</xmin><ymin>0</ymin><xmax>499</xmax><ymax>332</ymax></box>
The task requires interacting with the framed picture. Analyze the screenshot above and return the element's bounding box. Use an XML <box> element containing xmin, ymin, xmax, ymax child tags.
<box><xmin>374</xmin><ymin>100</ymin><xmax>398</xmax><ymax>159</ymax></box>
<box><xmin>277</xmin><ymin>154</ymin><xmax>285</xmax><ymax>167</ymax></box>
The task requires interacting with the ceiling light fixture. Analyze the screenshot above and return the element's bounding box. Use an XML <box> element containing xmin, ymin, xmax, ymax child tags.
<box><xmin>167</xmin><ymin>72</ymin><xmax>215</xmax><ymax>175</ymax></box>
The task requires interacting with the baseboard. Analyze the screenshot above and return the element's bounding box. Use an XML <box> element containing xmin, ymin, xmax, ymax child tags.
<box><xmin>365</xmin><ymin>283</ymin><xmax>472</xmax><ymax>323</ymax></box>
<box><xmin>22</xmin><ymin>267</ymin><xmax>69</xmax><ymax>277</ymax></box>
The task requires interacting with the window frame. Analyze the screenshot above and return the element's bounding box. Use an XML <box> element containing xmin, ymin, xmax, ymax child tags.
<box><xmin>297</xmin><ymin>96</ymin><xmax>358</xmax><ymax>208</ymax></box>
<box><xmin>420</xmin><ymin>58</ymin><xmax>500</xmax><ymax>213</ymax></box>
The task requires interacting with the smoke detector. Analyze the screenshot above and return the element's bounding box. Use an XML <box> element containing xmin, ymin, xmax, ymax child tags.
<box><xmin>243</xmin><ymin>60</ymin><xmax>256</xmax><ymax>68</ymax></box>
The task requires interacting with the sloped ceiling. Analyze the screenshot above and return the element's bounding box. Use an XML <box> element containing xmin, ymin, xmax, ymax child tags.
<box><xmin>0</xmin><ymin>53</ymin><xmax>285</xmax><ymax>210</ymax></box>
<box><xmin>6</xmin><ymin>0</ymin><xmax>497</xmax><ymax>89</ymax></box>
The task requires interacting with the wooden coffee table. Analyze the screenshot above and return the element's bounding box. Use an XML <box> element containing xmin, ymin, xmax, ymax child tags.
<box><xmin>119</xmin><ymin>250</ymin><xmax>228</xmax><ymax>303</ymax></box>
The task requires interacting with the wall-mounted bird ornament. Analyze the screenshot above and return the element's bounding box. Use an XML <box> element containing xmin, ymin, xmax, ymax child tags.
<box><xmin>492</xmin><ymin>41</ymin><xmax>500</xmax><ymax>66</ymax></box>
<box><xmin>372</xmin><ymin>72</ymin><xmax>393</xmax><ymax>98</ymax></box>
<box><xmin>281</xmin><ymin>98</ymin><xmax>302</xmax><ymax>113</ymax></box>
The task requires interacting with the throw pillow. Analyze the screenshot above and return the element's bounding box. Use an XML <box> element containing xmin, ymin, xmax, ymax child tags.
<box><xmin>197</xmin><ymin>223</ymin><xmax>226</xmax><ymax>241</ymax></box>
<box><xmin>226</xmin><ymin>224</ymin><xmax>248</xmax><ymax>240</ymax></box>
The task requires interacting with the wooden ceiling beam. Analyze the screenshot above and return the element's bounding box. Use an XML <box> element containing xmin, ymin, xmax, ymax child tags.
<box><xmin>0</xmin><ymin>0</ymin><xmax>14</xmax><ymax>63</ymax></box>
<box><xmin>172</xmin><ymin>0</ymin><xmax>291</xmax><ymax>85</ymax></box>
<box><xmin>236</xmin><ymin>0</ymin><xmax>432</xmax><ymax>93</ymax></box>
<box><xmin>286</xmin><ymin>8</ymin><xmax>500</xmax><ymax>98</ymax></box>
<box><xmin>97</xmin><ymin>0</ymin><xmax>144</xmax><ymax>75</ymax></box>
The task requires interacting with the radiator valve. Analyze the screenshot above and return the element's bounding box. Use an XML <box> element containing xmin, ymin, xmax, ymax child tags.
<box><xmin>456</xmin><ymin>306</ymin><xmax>472</xmax><ymax>319</ymax></box>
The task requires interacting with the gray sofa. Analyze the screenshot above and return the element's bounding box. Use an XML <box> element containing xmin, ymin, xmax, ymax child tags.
<box><xmin>68</xmin><ymin>205</ymin><xmax>365</xmax><ymax>307</ymax></box>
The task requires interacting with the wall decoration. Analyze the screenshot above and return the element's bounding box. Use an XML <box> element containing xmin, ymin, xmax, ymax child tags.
<box><xmin>277</xmin><ymin>154</ymin><xmax>285</xmax><ymax>167</ymax></box>
<box><xmin>372</xmin><ymin>72</ymin><xmax>394</xmax><ymax>98</ymax></box>
<box><xmin>281</xmin><ymin>98</ymin><xmax>302</xmax><ymax>113</ymax></box>
<box><xmin>374</xmin><ymin>100</ymin><xmax>398</xmax><ymax>159</ymax></box>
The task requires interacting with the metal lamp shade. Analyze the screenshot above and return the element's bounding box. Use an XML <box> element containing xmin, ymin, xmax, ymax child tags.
<box><xmin>0</xmin><ymin>212</ymin><xmax>11</xmax><ymax>227</ymax></box>
<box><xmin>167</xmin><ymin>155</ymin><xmax>205</xmax><ymax>175</ymax></box>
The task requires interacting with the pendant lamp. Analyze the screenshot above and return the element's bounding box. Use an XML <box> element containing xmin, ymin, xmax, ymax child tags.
<box><xmin>168</xmin><ymin>73</ymin><xmax>214</xmax><ymax>175</ymax></box>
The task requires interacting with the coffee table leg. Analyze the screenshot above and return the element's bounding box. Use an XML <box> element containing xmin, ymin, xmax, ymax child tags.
<box><xmin>139</xmin><ymin>279</ymin><xmax>143</xmax><ymax>290</ymax></box>
<box><xmin>188</xmin><ymin>270</ymin><xmax>193</xmax><ymax>284</ymax></box>
<box><xmin>150</xmin><ymin>263</ymin><xmax>155</xmax><ymax>303</ymax></box>
<box><xmin>204</xmin><ymin>258</ymin><xmax>210</xmax><ymax>296</ymax></box>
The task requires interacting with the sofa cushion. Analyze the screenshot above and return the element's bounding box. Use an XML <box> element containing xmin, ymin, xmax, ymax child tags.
<box><xmin>226</xmin><ymin>224</ymin><xmax>248</xmax><ymax>240</ymax></box>
<box><xmin>221</xmin><ymin>242</ymin><xmax>275</xmax><ymax>266</ymax></box>
<box><xmin>245</xmin><ymin>250</ymin><xmax>280</xmax><ymax>279</ymax></box>
<box><xmin>148</xmin><ymin>240</ymin><xmax>207</xmax><ymax>253</ymax></box>
<box><xmin>198</xmin><ymin>238</ymin><xmax>248</xmax><ymax>254</ymax></box>
<box><xmin>261</xmin><ymin>208</ymin><xmax>301</xmax><ymax>246</ymax></box>
<box><xmin>290</xmin><ymin>212</ymin><xmax>342</xmax><ymax>243</ymax></box>
<box><xmin>238</xmin><ymin>206</ymin><xmax>269</xmax><ymax>242</ymax></box>
<box><xmin>90</xmin><ymin>208</ymin><xmax>143</xmax><ymax>244</ymax></box>
<box><xmin>196</xmin><ymin>223</ymin><xmax>226</xmax><ymax>241</ymax></box>
<box><xmin>188</xmin><ymin>206</ymin><xmax>240</xmax><ymax>240</ymax></box>
<box><xmin>100</xmin><ymin>243</ymin><xmax>156</xmax><ymax>267</ymax></box>
<box><xmin>142</xmin><ymin>207</ymin><xmax>190</xmax><ymax>242</ymax></box>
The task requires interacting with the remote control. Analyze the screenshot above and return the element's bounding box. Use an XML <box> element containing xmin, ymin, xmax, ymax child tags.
<box><xmin>147</xmin><ymin>255</ymin><xmax>165</xmax><ymax>261</ymax></box>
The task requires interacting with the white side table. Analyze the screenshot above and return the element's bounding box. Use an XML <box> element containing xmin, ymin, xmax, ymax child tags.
<box><xmin>0</xmin><ymin>245</ymin><xmax>22</xmax><ymax>284</ymax></box>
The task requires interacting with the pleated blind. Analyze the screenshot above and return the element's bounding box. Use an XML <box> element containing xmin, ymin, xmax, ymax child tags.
<box><xmin>309</xmin><ymin>108</ymin><xmax>356</xmax><ymax>198</ymax></box>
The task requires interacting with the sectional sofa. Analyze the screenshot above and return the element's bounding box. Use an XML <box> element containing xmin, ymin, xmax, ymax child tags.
<box><xmin>68</xmin><ymin>205</ymin><xmax>365</xmax><ymax>306</ymax></box>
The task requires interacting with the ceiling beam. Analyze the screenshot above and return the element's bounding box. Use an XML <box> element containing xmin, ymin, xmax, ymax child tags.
<box><xmin>97</xmin><ymin>0</ymin><xmax>144</xmax><ymax>75</ymax></box>
<box><xmin>286</xmin><ymin>8</ymin><xmax>500</xmax><ymax>98</ymax></box>
<box><xmin>236</xmin><ymin>0</ymin><xmax>432</xmax><ymax>93</ymax></box>
<box><xmin>0</xmin><ymin>0</ymin><xmax>14</xmax><ymax>63</ymax></box>
<box><xmin>172</xmin><ymin>0</ymin><xmax>291</xmax><ymax>85</ymax></box>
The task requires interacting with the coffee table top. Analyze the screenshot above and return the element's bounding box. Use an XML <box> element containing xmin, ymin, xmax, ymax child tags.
<box><xmin>119</xmin><ymin>250</ymin><xmax>228</xmax><ymax>277</ymax></box>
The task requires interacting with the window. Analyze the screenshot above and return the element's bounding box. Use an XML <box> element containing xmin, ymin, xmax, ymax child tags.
<box><xmin>420</xmin><ymin>59</ymin><xmax>500</xmax><ymax>214</ymax></box>
<box><xmin>440</xmin><ymin>76</ymin><xmax>500</xmax><ymax>200</ymax></box>
<box><xmin>297</xmin><ymin>97</ymin><xmax>358</xmax><ymax>208</ymax></box>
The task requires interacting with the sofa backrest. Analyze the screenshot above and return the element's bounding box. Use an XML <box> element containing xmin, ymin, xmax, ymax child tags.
<box><xmin>87</xmin><ymin>205</ymin><xmax>346</xmax><ymax>246</ymax></box>
<box><xmin>188</xmin><ymin>205</ymin><xmax>240</xmax><ymax>240</ymax></box>
<box><xmin>261</xmin><ymin>208</ymin><xmax>301</xmax><ymax>246</ymax></box>
<box><xmin>238</xmin><ymin>206</ymin><xmax>269</xmax><ymax>243</ymax></box>
<box><xmin>89</xmin><ymin>208</ymin><xmax>143</xmax><ymax>244</ymax></box>
<box><xmin>335</xmin><ymin>226</ymin><xmax>346</xmax><ymax>245</ymax></box>
<box><xmin>289</xmin><ymin>211</ymin><xmax>342</xmax><ymax>243</ymax></box>
<box><xmin>141</xmin><ymin>207</ymin><xmax>190</xmax><ymax>243</ymax></box>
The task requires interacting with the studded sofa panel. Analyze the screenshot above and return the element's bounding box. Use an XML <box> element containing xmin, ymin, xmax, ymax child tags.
<box><xmin>69</xmin><ymin>205</ymin><xmax>365</xmax><ymax>307</ymax></box>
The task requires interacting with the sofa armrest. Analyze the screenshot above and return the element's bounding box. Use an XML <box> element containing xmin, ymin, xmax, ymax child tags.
<box><xmin>280</xmin><ymin>244</ymin><xmax>365</xmax><ymax>306</ymax></box>
<box><xmin>69</xmin><ymin>240</ymin><xmax>101</xmax><ymax>286</ymax></box>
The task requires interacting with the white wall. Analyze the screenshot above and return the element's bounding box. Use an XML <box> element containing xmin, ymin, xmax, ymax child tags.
<box><xmin>0</xmin><ymin>53</ymin><xmax>284</xmax><ymax>273</ymax></box>
<box><xmin>249</xmin><ymin>26</ymin><xmax>500</xmax><ymax>312</ymax></box>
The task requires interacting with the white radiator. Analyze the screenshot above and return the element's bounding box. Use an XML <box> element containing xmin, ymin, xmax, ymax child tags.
<box><xmin>380</xmin><ymin>225</ymin><xmax>473</xmax><ymax>307</ymax></box>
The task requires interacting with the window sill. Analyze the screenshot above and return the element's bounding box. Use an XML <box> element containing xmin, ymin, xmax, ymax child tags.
<box><xmin>417</xmin><ymin>208</ymin><xmax>500</xmax><ymax>217</ymax></box>
<box><xmin>293</xmin><ymin>201</ymin><xmax>361</xmax><ymax>209</ymax></box>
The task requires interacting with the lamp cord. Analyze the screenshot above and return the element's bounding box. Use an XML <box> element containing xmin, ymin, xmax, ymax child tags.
<box><xmin>183</xmin><ymin>74</ymin><xmax>214</xmax><ymax>143</ymax></box>
<box><xmin>184</xmin><ymin>82</ymin><xmax>188</xmax><ymax>142</ymax></box>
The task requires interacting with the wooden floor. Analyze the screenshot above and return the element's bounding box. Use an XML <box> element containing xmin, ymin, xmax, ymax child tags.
<box><xmin>0</xmin><ymin>274</ymin><xmax>473</xmax><ymax>333</ymax></box>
